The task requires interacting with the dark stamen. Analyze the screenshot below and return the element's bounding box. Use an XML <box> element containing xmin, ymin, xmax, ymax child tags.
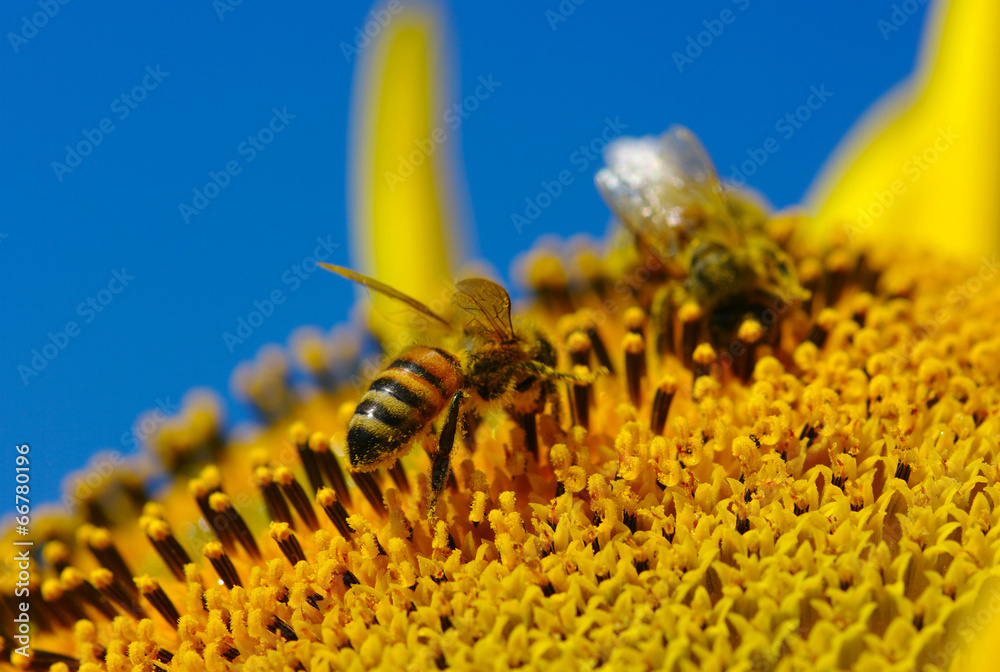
<box><xmin>894</xmin><ymin>461</ymin><xmax>911</xmax><ymax>483</ymax></box>
<box><xmin>41</xmin><ymin>579</ymin><xmax>85</xmax><ymax>628</ymax></box>
<box><xmin>352</xmin><ymin>471</ymin><xmax>387</xmax><ymax>516</ymax></box>
<box><xmin>209</xmin><ymin>492</ymin><xmax>261</xmax><ymax>559</ymax></box>
<box><xmin>141</xmin><ymin>517</ymin><xmax>193</xmax><ymax>582</ymax></box>
<box><xmin>650</xmin><ymin>378</ymin><xmax>677</xmax><ymax>435</ymax></box>
<box><xmin>137</xmin><ymin>575</ymin><xmax>181</xmax><ymax>628</ymax></box>
<box><xmin>735</xmin><ymin>319</ymin><xmax>763</xmax><ymax>381</ymax></box>
<box><xmin>203</xmin><ymin>542</ymin><xmax>242</xmax><ymax>589</ymax></box>
<box><xmin>268</xmin><ymin>616</ymin><xmax>298</xmax><ymax>641</ymax></box>
<box><xmin>274</xmin><ymin>466</ymin><xmax>320</xmax><ymax>531</ymax></box>
<box><xmin>567</xmin><ymin>330</ymin><xmax>592</xmax><ymax>368</ymax></box>
<box><xmin>317</xmin><ymin>487</ymin><xmax>354</xmax><ymax>539</ymax></box>
<box><xmin>518</xmin><ymin>412</ymin><xmax>539</xmax><ymax>461</ymax></box>
<box><xmin>570</xmin><ymin>365</ymin><xmax>591</xmax><ymax>430</ymax></box>
<box><xmin>311</xmin><ymin>432</ymin><xmax>352</xmax><ymax>501</ymax></box>
<box><xmin>678</xmin><ymin>302</ymin><xmax>702</xmax><ymax>368</ymax></box>
<box><xmin>61</xmin><ymin>567</ymin><xmax>118</xmax><ymax>620</ymax></box>
<box><xmin>190</xmin><ymin>478</ymin><xmax>236</xmax><ymax>555</ymax></box>
<box><xmin>42</xmin><ymin>541</ymin><xmax>71</xmax><ymax>575</ymax></box>
<box><xmin>586</xmin><ymin>326</ymin><xmax>615</xmax><ymax>375</ymax></box>
<box><xmin>91</xmin><ymin>568</ymin><xmax>146</xmax><ymax>620</ymax></box>
<box><xmin>270</xmin><ymin>522</ymin><xmax>307</xmax><ymax>566</ymax></box>
<box><xmin>290</xmin><ymin>423</ymin><xmax>324</xmax><ymax>495</ymax></box>
<box><xmin>624</xmin><ymin>332</ymin><xmax>645</xmax><ymax>407</ymax></box>
<box><xmin>387</xmin><ymin>459</ymin><xmax>411</xmax><ymax>494</ymax></box>
<box><xmin>254</xmin><ymin>466</ymin><xmax>295</xmax><ymax>526</ymax></box>
<box><xmin>83</xmin><ymin>527</ymin><xmax>139</xmax><ymax>599</ymax></box>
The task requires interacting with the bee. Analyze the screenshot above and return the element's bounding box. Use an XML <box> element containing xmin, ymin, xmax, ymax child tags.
<box><xmin>595</xmin><ymin>125</ymin><xmax>809</xmax><ymax>319</ymax></box>
<box><xmin>321</xmin><ymin>264</ymin><xmax>597</xmax><ymax>502</ymax></box>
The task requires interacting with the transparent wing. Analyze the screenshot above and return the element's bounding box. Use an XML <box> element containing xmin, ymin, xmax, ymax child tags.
<box><xmin>595</xmin><ymin>136</ymin><xmax>670</xmax><ymax>240</ymax></box>
<box><xmin>595</xmin><ymin>125</ymin><xmax>736</xmax><ymax>256</ymax></box>
<box><xmin>319</xmin><ymin>263</ymin><xmax>452</xmax><ymax>330</ymax></box>
<box><xmin>657</xmin><ymin>126</ymin><xmax>733</xmax><ymax>229</ymax></box>
<box><xmin>658</xmin><ymin>126</ymin><xmax>722</xmax><ymax>194</ymax></box>
<box><xmin>451</xmin><ymin>278</ymin><xmax>514</xmax><ymax>343</ymax></box>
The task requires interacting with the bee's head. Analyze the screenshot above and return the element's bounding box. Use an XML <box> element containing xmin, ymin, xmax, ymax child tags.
<box><xmin>751</xmin><ymin>242</ymin><xmax>811</xmax><ymax>302</ymax></box>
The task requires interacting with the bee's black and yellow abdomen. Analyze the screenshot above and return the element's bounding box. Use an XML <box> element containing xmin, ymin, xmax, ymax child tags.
<box><xmin>347</xmin><ymin>346</ymin><xmax>463</xmax><ymax>471</ymax></box>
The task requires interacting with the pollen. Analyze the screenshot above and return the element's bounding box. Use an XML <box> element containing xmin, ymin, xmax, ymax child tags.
<box><xmin>12</xmin><ymin>232</ymin><xmax>999</xmax><ymax>671</ymax></box>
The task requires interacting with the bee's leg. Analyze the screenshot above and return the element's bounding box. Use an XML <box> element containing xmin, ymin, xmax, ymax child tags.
<box><xmin>521</xmin><ymin>360</ymin><xmax>607</xmax><ymax>384</ymax></box>
<box><xmin>503</xmin><ymin>374</ymin><xmax>541</xmax><ymax>460</ymax></box>
<box><xmin>518</xmin><ymin>361</ymin><xmax>600</xmax><ymax>432</ymax></box>
<box><xmin>505</xmin><ymin>373</ymin><xmax>563</xmax><ymax>460</ymax></box>
<box><xmin>430</xmin><ymin>391</ymin><xmax>468</xmax><ymax>505</ymax></box>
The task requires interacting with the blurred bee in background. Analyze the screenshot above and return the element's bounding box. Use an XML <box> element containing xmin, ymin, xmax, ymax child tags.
<box><xmin>321</xmin><ymin>264</ymin><xmax>598</xmax><ymax>504</ymax></box>
<box><xmin>595</xmin><ymin>126</ymin><xmax>809</xmax><ymax>335</ymax></box>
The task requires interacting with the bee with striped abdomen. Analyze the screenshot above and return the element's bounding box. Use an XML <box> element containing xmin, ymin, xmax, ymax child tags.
<box><xmin>348</xmin><ymin>345</ymin><xmax>462</xmax><ymax>472</ymax></box>
<box><xmin>321</xmin><ymin>264</ymin><xmax>598</xmax><ymax>504</ymax></box>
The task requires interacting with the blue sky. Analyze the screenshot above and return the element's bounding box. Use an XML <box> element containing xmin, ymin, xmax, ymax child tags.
<box><xmin>0</xmin><ymin>1</ymin><xmax>929</xmax><ymax>510</ymax></box>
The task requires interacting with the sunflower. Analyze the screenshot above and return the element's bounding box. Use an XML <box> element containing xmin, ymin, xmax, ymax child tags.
<box><xmin>4</xmin><ymin>2</ymin><xmax>1000</xmax><ymax>671</ymax></box>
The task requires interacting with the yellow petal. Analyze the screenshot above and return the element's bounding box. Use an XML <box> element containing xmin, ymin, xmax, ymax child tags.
<box><xmin>948</xmin><ymin>577</ymin><xmax>1000</xmax><ymax>672</ymax></box>
<box><xmin>806</xmin><ymin>0</ymin><xmax>1000</xmax><ymax>259</ymax></box>
<box><xmin>349</xmin><ymin>7</ymin><xmax>457</xmax><ymax>342</ymax></box>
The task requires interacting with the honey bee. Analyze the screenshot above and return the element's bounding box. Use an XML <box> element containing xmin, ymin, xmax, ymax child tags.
<box><xmin>321</xmin><ymin>264</ymin><xmax>597</xmax><ymax>502</ymax></box>
<box><xmin>595</xmin><ymin>125</ymin><xmax>809</xmax><ymax>316</ymax></box>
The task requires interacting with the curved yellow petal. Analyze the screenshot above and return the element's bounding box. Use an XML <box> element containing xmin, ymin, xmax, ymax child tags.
<box><xmin>806</xmin><ymin>0</ymin><xmax>1000</xmax><ymax>259</ymax></box>
<box><xmin>948</xmin><ymin>576</ymin><xmax>1000</xmax><ymax>672</ymax></box>
<box><xmin>349</xmin><ymin>5</ymin><xmax>457</xmax><ymax>342</ymax></box>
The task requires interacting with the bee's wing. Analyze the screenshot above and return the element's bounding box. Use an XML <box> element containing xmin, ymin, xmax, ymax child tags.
<box><xmin>596</xmin><ymin>126</ymin><xmax>735</xmax><ymax>255</ymax></box>
<box><xmin>657</xmin><ymin>126</ymin><xmax>734</xmax><ymax>227</ymax></box>
<box><xmin>320</xmin><ymin>263</ymin><xmax>453</xmax><ymax>330</ymax></box>
<box><xmin>595</xmin><ymin>136</ymin><xmax>673</xmax><ymax>247</ymax></box>
<box><xmin>451</xmin><ymin>278</ymin><xmax>515</xmax><ymax>343</ymax></box>
<box><xmin>657</xmin><ymin>126</ymin><xmax>721</xmax><ymax>191</ymax></box>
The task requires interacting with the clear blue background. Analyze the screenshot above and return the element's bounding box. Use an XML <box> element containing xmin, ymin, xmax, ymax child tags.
<box><xmin>1</xmin><ymin>1</ymin><xmax>929</xmax><ymax>511</ymax></box>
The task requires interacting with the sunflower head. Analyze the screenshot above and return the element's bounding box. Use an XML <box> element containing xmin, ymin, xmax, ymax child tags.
<box><xmin>6</xmin><ymin>3</ymin><xmax>1000</xmax><ymax>671</ymax></box>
